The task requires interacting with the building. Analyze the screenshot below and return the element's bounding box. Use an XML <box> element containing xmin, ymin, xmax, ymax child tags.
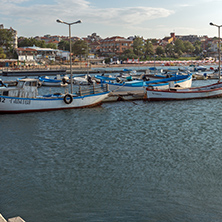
<box><xmin>175</xmin><ymin>34</ymin><xmax>200</xmax><ymax>43</ymax></box>
<box><xmin>206</xmin><ymin>38</ymin><xmax>219</xmax><ymax>57</ymax></box>
<box><xmin>16</xmin><ymin>48</ymin><xmax>36</xmax><ymax>61</ymax></box>
<box><xmin>99</xmin><ymin>36</ymin><xmax>133</xmax><ymax>55</ymax></box>
<box><xmin>16</xmin><ymin>46</ymin><xmax>58</xmax><ymax>61</ymax></box>
<box><xmin>89</xmin><ymin>41</ymin><xmax>100</xmax><ymax>55</ymax></box>
<box><xmin>87</xmin><ymin>33</ymin><xmax>102</xmax><ymax>42</ymax></box>
<box><xmin>161</xmin><ymin>33</ymin><xmax>176</xmax><ymax>46</ymax></box>
<box><xmin>34</xmin><ymin>35</ymin><xmax>62</xmax><ymax>44</ymax></box>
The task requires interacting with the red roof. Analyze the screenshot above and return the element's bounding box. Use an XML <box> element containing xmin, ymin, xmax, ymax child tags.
<box><xmin>16</xmin><ymin>48</ymin><xmax>37</xmax><ymax>52</ymax></box>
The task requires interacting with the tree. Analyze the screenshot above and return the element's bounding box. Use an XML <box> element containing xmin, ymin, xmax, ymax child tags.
<box><xmin>72</xmin><ymin>40</ymin><xmax>88</xmax><ymax>59</ymax></box>
<box><xmin>174</xmin><ymin>39</ymin><xmax>185</xmax><ymax>54</ymax></box>
<box><xmin>18</xmin><ymin>37</ymin><xmax>46</xmax><ymax>48</ymax></box>
<box><xmin>0</xmin><ymin>47</ymin><xmax>6</xmax><ymax>59</ymax></box>
<box><xmin>165</xmin><ymin>44</ymin><xmax>175</xmax><ymax>57</ymax></box>
<box><xmin>0</xmin><ymin>29</ymin><xmax>13</xmax><ymax>50</ymax></box>
<box><xmin>156</xmin><ymin>46</ymin><xmax>165</xmax><ymax>57</ymax></box>
<box><xmin>144</xmin><ymin>40</ymin><xmax>154</xmax><ymax>57</ymax></box>
<box><xmin>46</xmin><ymin>43</ymin><xmax>57</xmax><ymax>49</ymax></box>
<box><xmin>193</xmin><ymin>41</ymin><xmax>202</xmax><ymax>56</ymax></box>
<box><xmin>58</xmin><ymin>40</ymin><xmax>69</xmax><ymax>51</ymax></box>
<box><xmin>133</xmin><ymin>36</ymin><xmax>144</xmax><ymax>58</ymax></box>
<box><xmin>183</xmin><ymin>41</ymin><xmax>195</xmax><ymax>54</ymax></box>
<box><xmin>119</xmin><ymin>48</ymin><xmax>137</xmax><ymax>60</ymax></box>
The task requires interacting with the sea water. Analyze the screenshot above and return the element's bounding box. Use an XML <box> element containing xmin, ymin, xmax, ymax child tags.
<box><xmin>1</xmin><ymin>78</ymin><xmax>222</xmax><ymax>221</ymax></box>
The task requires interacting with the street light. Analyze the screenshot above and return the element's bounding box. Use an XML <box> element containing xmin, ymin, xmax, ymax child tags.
<box><xmin>56</xmin><ymin>19</ymin><xmax>82</xmax><ymax>93</ymax></box>
<box><xmin>210</xmin><ymin>22</ymin><xmax>222</xmax><ymax>82</ymax></box>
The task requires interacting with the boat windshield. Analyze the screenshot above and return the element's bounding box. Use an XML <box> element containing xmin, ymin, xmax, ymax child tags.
<box><xmin>17</xmin><ymin>81</ymin><xmax>25</xmax><ymax>88</ymax></box>
<box><xmin>17</xmin><ymin>80</ymin><xmax>38</xmax><ymax>88</ymax></box>
<box><xmin>24</xmin><ymin>81</ymin><xmax>38</xmax><ymax>87</ymax></box>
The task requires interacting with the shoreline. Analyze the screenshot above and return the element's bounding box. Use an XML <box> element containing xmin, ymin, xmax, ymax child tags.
<box><xmin>0</xmin><ymin>60</ymin><xmax>217</xmax><ymax>76</ymax></box>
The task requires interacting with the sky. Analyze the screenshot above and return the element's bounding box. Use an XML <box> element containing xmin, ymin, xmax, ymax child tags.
<box><xmin>0</xmin><ymin>0</ymin><xmax>222</xmax><ymax>39</ymax></box>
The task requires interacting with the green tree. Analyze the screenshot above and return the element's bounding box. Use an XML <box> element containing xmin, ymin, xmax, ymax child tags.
<box><xmin>46</xmin><ymin>43</ymin><xmax>57</xmax><ymax>49</ymax></box>
<box><xmin>144</xmin><ymin>40</ymin><xmax>154</xmax><ymax>57</ymax></box>
<box><xmin>174</xmin><ymin>39</ymin><xmax>185</xmax><ymax>54</ymax></box>
<box><xmin>119</xmin><ymin>48</ymin><xmax>137</xmax><ymax>60</ymax></box>
<box><xmin>58</xmin><ymin>40</ymin><xmax>70</xmax><ymax>51</ymax></box>
<box><xmin>0</xmin><ymin>47</ymin><xmax>6</xmax><ymax>59</ymax></box>
<box><xmin>183</xmin><ymin>41</ymin><xmax>195</xmax><ymax>54</ymax></box>
<box><xmin>193</xmin><ymin>41</ymin><xmax>202</xmax><ymax>56</ymax></box>
<box><xmin>0</xmin><ymin>29</ymin><xmax>13</xmax><ymax>50</ymax></box>
<box><xmin>165</xmin><ymin>44</ymin><xmax>175</xmax><ymax>57</ymax></box>
<box><xmin>72</xmin><ymin>40</ymin><xmax>88</xmax><ymax>59</ymax></box>
<box><xmin>156</xmin><ymin>46</ymin><xmax>165</xmax><ymax>57</ymax></box>
<box><xmin>18</xmin><ymin>37</ymin><xmax>46</xmax><ymax>48</ymax></box>
<box><xmin>133</xmin><ymin>36</ymin><xmax>144</xmax><ymax>58</ymax></box>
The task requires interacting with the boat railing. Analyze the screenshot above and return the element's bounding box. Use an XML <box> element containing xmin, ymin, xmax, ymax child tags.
<box><xmin>77</xmin><ymin>84</ymin><xmax>109</xmax><ymax>96</ymax></box>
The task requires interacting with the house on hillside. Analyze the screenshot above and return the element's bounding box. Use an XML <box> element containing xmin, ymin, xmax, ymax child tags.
<box><xmin>99</xmin><ymin>36</ymin><xmax>133</xmax><ymax>55</ymax></box>
<box><xmin>160</xmin><ymin>33</ymin><xmax>176</xmax><ymax>46</ymax></box>
<box><xmin>16</xmin><ymin>48</ymin><xmax>36</xmax><ymax>61</ymax></box>
<box><xmin>16</xmin><ymin>46</ymin><xmax>58</xmax><ymax>62</ymax></box>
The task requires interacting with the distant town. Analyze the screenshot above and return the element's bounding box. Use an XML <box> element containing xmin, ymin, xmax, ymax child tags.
<box><xmin>0</xmin><ymin>23</ymin><xmax>219</xmax><ymax>68</ymax></box>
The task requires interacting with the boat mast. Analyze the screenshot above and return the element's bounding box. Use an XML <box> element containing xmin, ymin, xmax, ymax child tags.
<box><xmin>210</xmin><ymin>22</ymin><xmax>222</xmax><ymax>82</ymax></box>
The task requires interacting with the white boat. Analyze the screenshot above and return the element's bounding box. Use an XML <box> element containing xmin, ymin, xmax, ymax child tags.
<box><xmin>0</xmin><ymin>78</ymin><xmax>109</xmax><ymax>114</ymax></box>
<box><xmin>73</xmin><ymin>75</ymin><xmax>96</xmax><ymax>85</ymax></box>
<box><xmin>39</xmin><ymin>75</ymin><xmax>69</xmax><ymax>87</ymax></box>
<box><xmin>95</xmin><ymin>74</ymin><xmax>191</xmax><ymax>102</ymax></box>
<box><xmin>145</xmin><ymin>81</ymin><xmax>222</xmax><ymax>101</ymax></box>
<box><xmin>147</xmin><ymin>74</ymin><xmax>192</xmax><ymax>90</ymax></box>
<box><xmin>97</xmin><ymin>74</ymin><xmax>192</xmax><ymax>92</ymax></box>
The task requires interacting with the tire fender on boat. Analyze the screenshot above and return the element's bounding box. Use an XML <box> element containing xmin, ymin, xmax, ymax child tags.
<box><xmin>63</xmin><ymin>94</ymin><xmax>73</xmax><ymax>104</ymax></box>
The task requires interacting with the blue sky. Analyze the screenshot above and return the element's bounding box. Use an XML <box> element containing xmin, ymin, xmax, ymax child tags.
<box><xmin>0</xmin><ymin>0</ymin><xmax>222</xmax><ymax>39</ymax></box>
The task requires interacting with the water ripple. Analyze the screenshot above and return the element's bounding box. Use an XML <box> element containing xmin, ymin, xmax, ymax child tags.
<box><xmin>1</xmin><ymin>96</ymin><xmax>222</xmax><ymax>221</ymax></box>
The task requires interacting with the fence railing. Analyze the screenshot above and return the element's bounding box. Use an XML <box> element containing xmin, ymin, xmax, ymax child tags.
<box><xmin>77</xmin><ymin>84</ymin><xmax>109</xmax><ymax>96</ymax></box>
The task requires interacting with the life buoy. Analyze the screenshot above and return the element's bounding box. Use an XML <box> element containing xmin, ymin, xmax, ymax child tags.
<box><xmin>64</xmin><ymin>94</ymin><xmax>73</xmax><ymax>104</ymax></box>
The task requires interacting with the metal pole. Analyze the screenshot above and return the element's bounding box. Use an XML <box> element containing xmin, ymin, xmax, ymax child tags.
<box><xmin>56</xmin><ymin>19</ymin><xmax>81</xmax><ymax>93</ymax></box>
<box><xmin>69</xmin><ymin>24</ymin><xmax>73</xmax><ymax>94</ymax></box>
<box><xmin>87</xmin><ymin>42</ymin><xmax>89</xmax><ymax>75</ymax></box>
<box><xmin>219</xmin><ymin>26</ymin><xmax>221</xmax><ymax>82</ymax></box>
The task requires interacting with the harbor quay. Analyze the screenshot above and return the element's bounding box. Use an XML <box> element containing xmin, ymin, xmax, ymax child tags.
<box><xmin>0</xmin><ymin>214</ymin><xmax>25</xmax><ymax>222</ymax></box>
<box><xmin>0</xmin><ymin>59</ymin><xmax>217</xmax><ymax>76</ymax></box>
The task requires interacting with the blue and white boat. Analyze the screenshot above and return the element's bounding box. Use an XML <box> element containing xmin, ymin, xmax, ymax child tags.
<box><xmin>145</xmin><ymin>74</ymin><xmax>192</xmax><ymax>90</ymax></box>
<box><xmin>145</xmin><ymin>81</ymin><xmax>222</xmax><ymax>101</ymax></box>
<box><xmin>39</xmin><ymin>75</ymin><xmax>69</xmax><ymax>87</ymax></box>
<box><xmin>96</xmin><ymin>74</ymin><xmax>192</xmax><ymax>92</ymax></box>
<box><xmin>0</xmin><ymin>78</ymin><xmax>110</xmax><ymax>114</ymax></box>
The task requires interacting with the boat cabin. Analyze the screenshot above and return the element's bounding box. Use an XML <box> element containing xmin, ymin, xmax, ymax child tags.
<box><xmin>0</xmin><ymin>78</ymin><xmax>38</xmax><ymax>98</ymax></box>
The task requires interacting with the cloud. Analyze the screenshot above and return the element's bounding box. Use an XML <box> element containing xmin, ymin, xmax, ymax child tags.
<box><xmin>87</xmin><ymin>7</ymin><xmax>174</xmax><ymax>25</ymax></box>
<box><xmin>0</xmin><ymin>0</ymin><xmax>28</xmax><ymax>3</ymax></box>
<box><xmin>178</xmin><ymin>4</ymin><xmax>191</xmax><ymax>7</ymax></box>
<box><xmin>0</xmin><ymin>0</ymin><xmax>174</xmax><ymax>26</ymax></box>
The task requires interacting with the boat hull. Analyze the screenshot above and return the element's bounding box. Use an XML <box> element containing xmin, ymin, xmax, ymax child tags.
<box><xmin>0</xmin><ymin>92</ymin><xmax>109</xmax><ymax>114</ymax></box>
<box><xmin>146</xmin><ymin>82</ymin><xmax>222</xmax><ymax>101</ymax></box>
<box><xmin>102</xmin><ymin>74</ymin><xmax>192</xmax><ymax>92</ymax></box>
<box><xmin>41</xmin><ymin>82</ymin><xmax>68</xmax><ymax>87</ymax></box>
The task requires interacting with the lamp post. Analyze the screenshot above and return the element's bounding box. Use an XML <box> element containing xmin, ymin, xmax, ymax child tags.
<box><xmin>210</xmin><ymin>22</ymin><xmax>222</xmax><ymax>82</ymax></box>
<box><xmin>56</xmin><ymin>19</ymin><xmax>81</xmax><ymax>93</ymax></box>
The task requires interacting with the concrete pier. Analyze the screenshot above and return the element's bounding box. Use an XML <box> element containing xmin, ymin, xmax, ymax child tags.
<box><xmin>2</xmin><ymin>69</ymin><xmax>66</xmax><ymax>77</ymax></box>
<box><xmin>0</xmin><ymin>214</ymin><xmax>25</xmax><ymax>222</ymax></box>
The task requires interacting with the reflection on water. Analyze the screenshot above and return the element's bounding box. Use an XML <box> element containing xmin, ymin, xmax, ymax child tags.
<box><xmin>1</xmin><ymin>79</ymin><xmax>222</xmax><ymax>221</ymax></box>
